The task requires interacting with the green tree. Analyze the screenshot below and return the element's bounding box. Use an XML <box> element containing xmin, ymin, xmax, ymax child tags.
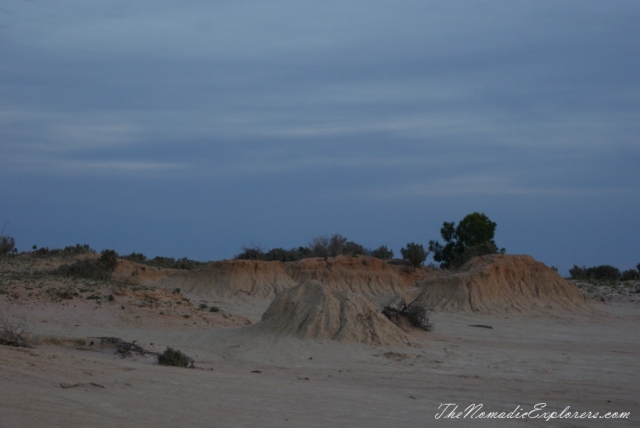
<box><xmin>428</xmin><ymin>212</ymin><xmax>504</xmax><ymax>268</ymax></box>
<box><xmin>401</xmin><ymin>242</ymin><xmax>428</xmax><ymax>271</ymax></box>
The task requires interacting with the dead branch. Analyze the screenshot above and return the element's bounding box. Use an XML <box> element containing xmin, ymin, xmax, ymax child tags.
<box><xmin>382</xmin><ymin>297</ymin><xmax>433</xmax><ymax>331</ymax></box>
<box><xmin>93</xmin><ymin>336</ymin><xmax>159</xmax><ymax>357</ymax></box>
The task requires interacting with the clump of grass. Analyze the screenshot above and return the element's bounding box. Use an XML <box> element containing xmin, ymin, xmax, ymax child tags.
<box><xmin>157</xmin><ymin>347</ymin><xmax>192</xmax><ymax>368</ymax></box>
<box><xmin>209</xmin><ymin>306</ymin><xmax>220</xmax><ymax>313</ymax></box>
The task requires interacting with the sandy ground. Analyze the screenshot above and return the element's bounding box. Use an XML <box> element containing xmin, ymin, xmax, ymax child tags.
<box><xmin>1</xmin><ymin>257</ymin><xmax>639</xmax><ymax>427</ymax></box>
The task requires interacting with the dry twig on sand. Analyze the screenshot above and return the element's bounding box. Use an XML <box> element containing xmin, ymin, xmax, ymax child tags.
<box><xmin>94</xmin><ymin>336</ymin><xmax>159</xmax><ymax>357</ymax></box>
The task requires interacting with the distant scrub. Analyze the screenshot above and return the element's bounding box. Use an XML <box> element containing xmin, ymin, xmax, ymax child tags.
<box><xmin>621</xmin><ymin>269</ymin><xmax>640</xmax><ymax>281</ymax></box>
<box><xmin>0</xmin><ymin>224</ymin><xmax>16</xmax><ymax>257</ymax></box>
<box><xmin>569</xmin><ymin>264</ymin><xmax>640</xmax><ymax>281</ymax></box>
<box><xmin>121</xmin><ymin>253</ymin><xmax>205</xmax><ymax>270</ymax></box>
<box><xmin>0</xmin><ymin>235</ymin><xmax>15</xmax><ymax>257</ymax></box>
<box><xmin>234</xmin><ymin>234</ymin><xmax>396</xmax><ymax>262</ymax></box>
<box><xmin>370</xmin><ymin>245</ymin><xmax>394</xmax><ymax>260</ymax></box>
<box><xmin>53</xmin><ymin>249</ymin><xmax>119</xmax><ymax>280</ymax></box>
<box><xmin>54</xmin><ymin>259</ymin><xmax>112</xmax><ymax>280</ymax></box>
<box><xmin>32</xmin><ymin>243</ymin><xmax>94</xmax><ymax>257</ymax></box>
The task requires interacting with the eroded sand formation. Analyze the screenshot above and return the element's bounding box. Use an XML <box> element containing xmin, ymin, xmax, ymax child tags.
<box><xmin>1</xmin><ymin>252</ymin><xmax>638</xmax><ymax>427</ymax></box>
<box><xmin>409</xmin><ymin>254</ymin><xmax>592</xmax><ymax>314</ymax></box>
<box><xmin>250</xmin><ymin>281</ymin><xmax>408</xmax><ymax>345</ymax></box>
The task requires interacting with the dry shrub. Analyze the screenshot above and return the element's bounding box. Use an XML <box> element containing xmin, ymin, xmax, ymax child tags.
<box><xmin>158</xmin><ymin>347</ymin><xmax>192</xmax><ymax>368</ymax></box>
<box><xmin>0</xmin><ymin>312</ymin><xmax>36</xmax><ymax>348</ymax></box>
<box><xmin>382</xmin><ymin>297</ymin><xmax>433</xmax><ymax>331</ymax></box>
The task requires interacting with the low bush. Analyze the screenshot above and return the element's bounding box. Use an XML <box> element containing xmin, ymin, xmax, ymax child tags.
<box><xmin>122</xmin><ymin>252</ymin><xmax>147</xmax><ymax>263</ymax></box>
<box><xmin>99</xmin><ymin>249</ymin><xmax>119</xmax><ymax>271</ymax></box>
<box><xmin>53</xmin><ymin>259</ymin><xmax>113</xmax><ymax>280</ymax></box>
<box><xmin>62</xmin><ymin>244</ymin><xmax>93</xmax><ymax>255</ymax></box>
<box><xmin>158</xmin><ymin>347</ymin><xmax>192</xmax><ymax>368</ymax></box>
<box><xmin>0</xmin><ymin>313</ymin><xmax>35</xmax><ymax>348</ymax></box>
<box><xmin>621</xmin><ymin>269</ymin><xmax>640</xmax><ymax>281</ymax></box>
<box><xmin>0</xmin><ymin>231</ymin><xmax>15</xmax><ymax>257</ymax></box>
<box><xmin>570</xmin><ymin>264</ymin><xmax>622</xmax><ymax>280</ymax></box>
<box><xmin>122</xmin><ymin>253</ymin><xmax>205</xmax><ymax>270</ymax></box>
<box><xmin>371</xmin><ymin>245</ymin><xmax>394</xmax><ymax>260</ymax></box>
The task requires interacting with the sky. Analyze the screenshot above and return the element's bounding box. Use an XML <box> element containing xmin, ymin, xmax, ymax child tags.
<box><xmin>1</xmin><ymin>0</ymin><xmax>639</xmax><ymax>274</ymax></box>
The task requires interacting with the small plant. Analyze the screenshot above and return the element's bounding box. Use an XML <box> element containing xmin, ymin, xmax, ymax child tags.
<box><xmin>158</xmin><ymin>347</ymin><xmax>192</xmax><ymax>368</ymax></box>
<box><xmin>209</xmin><ymin>306</ymin><xmax>220</xmax><ymax>313</ymax></box>
<box><xmin>198</xmin><ymin>303</ymin><xmax>208</xmax><ymax>311</ymax></box>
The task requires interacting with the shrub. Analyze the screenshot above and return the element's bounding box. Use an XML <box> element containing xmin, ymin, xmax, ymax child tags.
<box><xmin>371</xmin><ymin>245</ymin><xmax>394</xmax><ymax>260</ymax></box>
<box><xmin>382</xmin><ymin>298</ymin><xmax>432</xmax><ymax>331</ymax></box>
<box><xmin>53</xmin><ymin>259</ymin><xmax>113</xmax><ymax>280</ymax></box>
<box><xmin>235</xmin><ymin>245</ymin><xmax>264</xmax><ymax>260</ymax></box>
<box><xmin>0</xmin><ymin>224</ymin><xmax>15</xmax><ymax>257</ymax></box>
<box><xmin>99</xmin><ymin>249</ymin><xmax>119</xmax><ymax>271</ymax></box>
<box><xmin>569</xmin><ymin>265</ymin><xmax>587</xmax><ymax>280</ymax></box>
<box><xmin>570</xmin><ymin>264</ymin><xmax>622</xmax><ymax>280</ymax></box>
<box><xmin>621</xmin><ymin>269</ymin><xmax>640</xmax><ymax>281</ymax></box>
<box><xmin>308</xmin><ymin>235</ymin><xmax>330</xmax><ymax>258</ymax></box>
<box><xmin>62</xmin><ymin>244</ymin><xmax>93</xmax><ymax>255</ymax></box>
<box><xmin>0</xmin><ymin>312</ymin><xmax>35</xmax><ymax>348</ymax></box>
<box><xmin>343</xmin><ymin>241</ymin><xmax>366</xmax><ymax>256</ymax></box>
<box><xmin>237</xmin><ymin>235</ymin><xmax>369</xmax><ymax>261</ymax></box>
<box><xmin>400</xmin><ymin>242</ymin><xmax>428</xmax><ymax>271</ymax></box>
<box><xmin>308</xmin><ymin>234</ymin><xmax>357</xmax><ymax>257</ymax></box>
<box><xmin>158</xmin><ymin>347</ymin><xmax>192</xmax><ymax>368</ymax></box>
<box><xmin>589</xmin><ymin>265</ymin><xmax>620</xmax><ymax>280</ymax></box>
<box><xmin>122</xmin><ymin>252</ymin><xmax>147</xmax><ymax>263</ymax></box>
<box><xmin>144</xmin><ymin>256</ymin><xmax>205</xmax><ymax>270</ymax></box>
<box><xmin>263</xmin><ymin>247</ymin><xmax>302</xmax><ymax>262</ymax></box>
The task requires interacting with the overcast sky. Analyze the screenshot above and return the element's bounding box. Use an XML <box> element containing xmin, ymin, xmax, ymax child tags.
<box><xmin>1</xmin><ymin>0</ymin><xmax>639</xmax><ymax>274</ymax></box>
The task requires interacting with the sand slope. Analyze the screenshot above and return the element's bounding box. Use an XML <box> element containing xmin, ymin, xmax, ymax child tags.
<box><xmin>152</xmin><ymin>259</ymin><xmax>297</xmax><ymax>299</ymax></box>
